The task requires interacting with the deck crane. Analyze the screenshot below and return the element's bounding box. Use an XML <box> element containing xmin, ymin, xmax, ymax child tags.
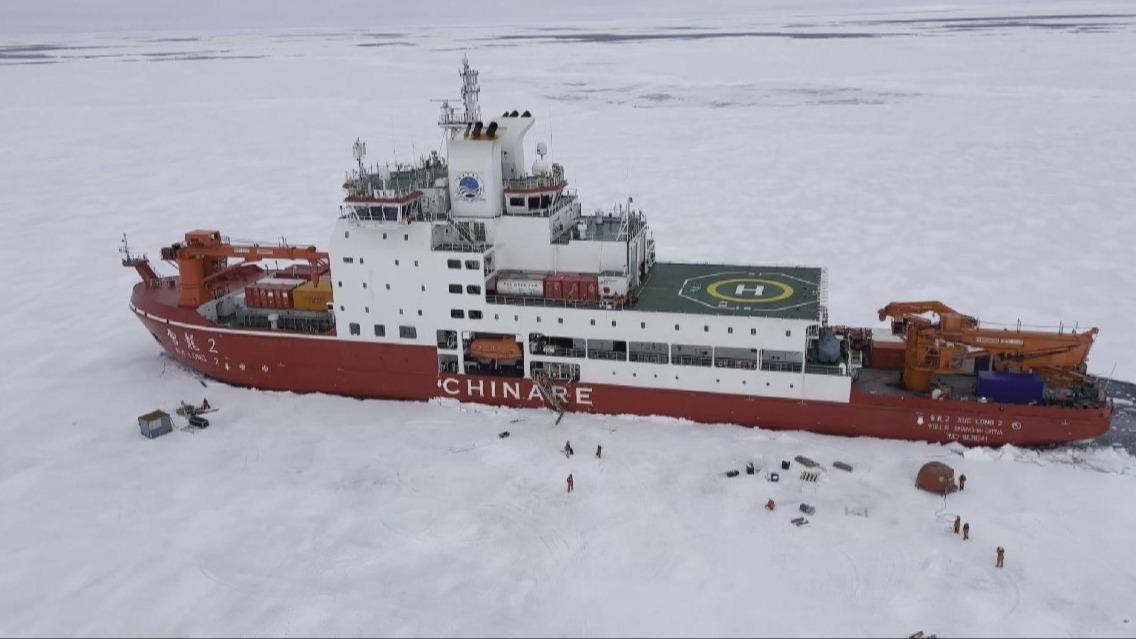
<box><xmin>159</xmin><ymin>230</ymin><xmax>329</xmax><ymax>308</ymax></box>
<box><xmin>878</xmin><ymin>301</ymin><xmax>1097</xmax><ymax>394</ymax></box>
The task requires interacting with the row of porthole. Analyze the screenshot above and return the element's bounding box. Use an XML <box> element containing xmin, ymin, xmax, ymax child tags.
<box><xmin>603</xmin><ymin>369</ymin><xmax>795</xmax><ymax>388</ymax></box>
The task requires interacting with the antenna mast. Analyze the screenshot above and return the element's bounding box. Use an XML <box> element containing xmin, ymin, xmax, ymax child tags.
<box><xmin>460</xmin><ymin>54</ymin><xmax>481</xmax><ymax>123</ymax></box>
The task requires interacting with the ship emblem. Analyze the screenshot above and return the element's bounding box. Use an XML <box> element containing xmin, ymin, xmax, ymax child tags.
<box><xmin>456</xmin><ymin>173</ymin><xmax>483</xmax><ymax>201</ymax></box>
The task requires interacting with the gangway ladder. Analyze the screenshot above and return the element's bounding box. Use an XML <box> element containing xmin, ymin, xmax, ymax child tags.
<box><xmin>532</xmin><ymin>371</ymin><xmax>567</xmax><ymax>424</ymax></box>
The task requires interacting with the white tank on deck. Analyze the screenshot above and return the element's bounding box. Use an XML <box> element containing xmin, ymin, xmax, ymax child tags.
<box><xmin>496</xmin><ymin>275</ymin><xmax>544</xmax><ymax>297</ymax></box>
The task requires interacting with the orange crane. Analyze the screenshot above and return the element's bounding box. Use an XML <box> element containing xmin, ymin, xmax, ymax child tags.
<box><xmin>159</xmin><ymin>230</ymin><xmax>329</xmax><ymax>308</ymax></box>
<box><xmin>878</xmin><ymin>301</ymin><xmax>1097</xmax><ymax>393</ymax></box>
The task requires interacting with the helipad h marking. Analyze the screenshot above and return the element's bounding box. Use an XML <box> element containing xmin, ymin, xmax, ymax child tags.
<box><xmin>706</xmin><ymin>278</ymin><xmax>794</xmax><ymax>304</ymax></box>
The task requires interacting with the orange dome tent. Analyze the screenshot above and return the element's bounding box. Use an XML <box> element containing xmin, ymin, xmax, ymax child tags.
<box><xmin>916</xmin><ymin>461</ymin><xmax>958</xmax><ymax>494</ymax></box>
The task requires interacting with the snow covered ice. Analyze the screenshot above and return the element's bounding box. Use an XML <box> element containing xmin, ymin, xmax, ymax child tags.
<box><xmin>2</xmin><ymin>0</ymin><xmax>1136</xmax><ymax>636</ymax></box>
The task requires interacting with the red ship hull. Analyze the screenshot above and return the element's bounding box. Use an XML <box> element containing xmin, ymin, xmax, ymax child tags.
<box><xmin>130</xmin><ymin>281</ymin><xmax>1112</xmax><ymax>447</ymax></box>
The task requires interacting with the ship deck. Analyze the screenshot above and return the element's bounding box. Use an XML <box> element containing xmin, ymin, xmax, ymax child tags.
<box><xmin>631</xmin><ymin>262</ymin><xmax>823</xmax><ymax>321</ymax></box>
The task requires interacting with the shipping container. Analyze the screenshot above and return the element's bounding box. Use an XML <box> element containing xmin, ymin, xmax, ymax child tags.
<box><xmin>976</xmin><ymin>371</ymin><xmax>1044</xmax><ymax>405</ymax></box>
<box><xmin>245</xmin><ymin>277</ymin><xmax>305</xmax><ymax>310</ymax></box>
<box><xmin>598</xmin><ymin>274</ymin><xmax>628</xmax><ymax>298</ymax></box>
<box><xmin>278</xmin><ymin>263</ymin><xmax>330</xmax><ymax>279</ymax></box>
<box><xmin>577</xmin><ymin>275</ymin><xmax>599</xmax><ymax>302</ymax></box>
<box><xmin>496</xmin><ymin>275</ymin><xmax>544</xmax><ymax>297</ymax></box>
<box><xmin>544</xmin><ymin>274</ymin><xmax>564</xmax><ymax>300</ymax></box>
<box><xmin>868</xmin><ymin>340</ymin><xmax>905</xmax><ymax>370</ymax></box>
<box><xmin>292</xmin><ymin>279</ymin><xmax>334</xmax><ymax>311</ymax></box>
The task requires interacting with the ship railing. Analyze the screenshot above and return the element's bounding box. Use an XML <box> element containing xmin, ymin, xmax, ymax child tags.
<box><xmin>805</xmin><ymin>363</ymin><xmax>848</xmax><ymax>377</ymax></box>
<box><xmin>486</xmin><ymin>294</ymin><xmax>626</xmax><ymax>311</ymax></box>
<box><xmin>714</xmin><ymin>357</ymin><xmax>758</xmax><ymax>370</ymax></box>
<box><xmin>433</xmin><ymin>240</ymin><xmax>492</xmax><ymax>253</ymax></box>
<box><xmin>587</xmin><ymin>350</ymin><xmax>628</xmax><ymax>362</ymax></box>
<box><xmin>533</xmin><ymin>346</ymin><xmax>587</xmax><ymax>358</ymax></box>
<box><xmin>761</xmin><ymin>361</ymin><xmax>804</xmax><ymax>374</ymax></box>
<box><xmin>504</xmin><ymin>195</ymin><xmax>575</xmax><ymax>218</ymax></box>
<box><xmin>673</xmin><ymin>355</ymin><xmax>713</xmax><ymax>367</ymax></box>
<box><xmin>628</xmin><ymin>352</ymin><xmax>668</xmax><ymax>364</ymax></box>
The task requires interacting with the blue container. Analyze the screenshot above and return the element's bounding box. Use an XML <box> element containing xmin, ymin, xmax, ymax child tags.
<box><xmin>976</xmin><ymin>371</ymin><xmax>1044</xmax><ymax>404</ymax></box>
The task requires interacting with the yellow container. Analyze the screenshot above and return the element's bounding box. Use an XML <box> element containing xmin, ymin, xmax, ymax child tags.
<box><xmin>292</xmin><ymin>279</ymin><xmax>333</xmax><ymax>311</ymax></box>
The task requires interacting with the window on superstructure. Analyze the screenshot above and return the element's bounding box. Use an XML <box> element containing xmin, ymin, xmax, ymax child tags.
<box><xmin>447</xmin><ymin>259</ymin><xmax>461</xmax><ymax>269</ymax></box>
<box><xmin>417</xmin><ymin>310</ymin><xmax>422</xmax><ymax>316</ymax></box>
<box><xmin>383</xmin><ymin>233</ymin><xmax>388</xmax><ymax>240</ymax></box>
<box><xmin>395</xmin><ymin>259</ymin><xmax>399</xmax><ymax>266</ymax></box>
<box><xmin>558</xmin><ymin>318</ymin><xmax>564</xmax><ymax>325</ymax></box>
<box><xmin>641</xmin><ymin>322</ymin><xmax>646</xmax><ymax>329</ymax></box>
<box><xmin>466</xmin><ymin>285</ymin><xmax>481</xmax><ymax>295</ymax></box>
<box><xmin>751</xmin><ymin>328</ymin><xmax>757</xmax><ymax>336</ymax></box>
<box><xmin>528</xmin><ymin>196</ymin><xmax>540</xmax><ymax>210</ymax></box>
<box><xmin>360</xmin><ymin>258</ymin><xmax>364</xmax><ymax>264</ymax></box>
<box><xmin>451</xmin><ymin>309</ymin><xmax>465</xmax><ymax>319</ymax></box>
<box><xmin>436</xmin><ymin>330</ymin><xmax>457</xmax><ymax>349</ymax></box>
<box><xmin>465</xmin><ymin>260</ymin><xmax>480</xmax><ymax>270</ymax></box>
<box><xmin>385</xmin><ymin>284</ymin><xmax>391</xmax><ymax>290</ymax></box>
<box><xmin>469</xmin><ymin>310</ymin><xmax>483</xmax><ymax>320</ymax></box>
<box><xmin>404</xmin><ymin>234</ymin><xmax>409</xmax><ymax>241</ymax></box>
<box><xmin>414</xmin><ymin>260</ymin><xmax>419</xmax><ymax>267</ymax></box>
<box><xmin>509</xmin><ymin>197</ymin><xmax>524</xmax><ymax>207</ymax></box>
<box><xmin>374</xmin><ymin>324</ymin><xmax>385</xmax><ymax>337</ymax></box>
<box><xmin>611</xmin><ymin>321</ymin><xmax>617</xmax><ymax>327</ymax></box>
<box><xmin>628</xmin><ymin>341</ymin><xmax>668</xmax><ymax>364</ymax></box>
<box><xmin>349</xmin><ymin>322</ymin><xmax>360</xmax><ymax>336</ymax></box>
<box><xmin>365</xmin><ymin>306</ymin><xmax>369</xmax><ymax>313</ymax></box>
<box><xmin>590</xmin><ymin>319</ymin><xmax>595</xmax><ymax>326</ymax></box>
<box><xmin>399</xmin><ymin>326</ymin><xmax>417</xmax><ymax>339</ymax></box>
<box><xmin>342</xmin><ymin>257</ymin><xmax>354</xmax><ymax>264</ymax></box>
<box><xmin>786</xmin><ymin>330</ymin><xmax>792</xmax><ymax>337</ymax></box>
<box><xmin>714</xmin><ymin>346</ymin><xmax>758</xmax><ymax>370</ymax></box>
<box><xmin>337</xmin><ymin>281</ymin><xmax>342</xmax><ymax>288</ymax></box>
<box><xmin>587</xmin><ymin>339</ymin><xmax>627</xmax><ymax>362</ymax></box>
<box><xmin>672</xmin><ymin>344</ymin><xmax>713</xmax><ymax>367</ymax></box>
<box><xmin>449</xmin><ymin>284</ymin><xmax>462</xmax><ymax>294</ymax></box>
<box><xmin>362</xmin><ymin>282</ymin><xmax>367</xmax><ymax>288</ymax></box>
<box><xmin>728</xmin><ymin>327</ymin><xmax>733</xmax><ymax>334</ymax></box>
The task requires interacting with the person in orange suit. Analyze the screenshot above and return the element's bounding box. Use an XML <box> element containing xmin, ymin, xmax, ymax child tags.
<box><xmin>764</xmin><ymin>499</ymin><xmax>776</xmax><ymax>511</ymax></box>
<box><xmin>566</xmin><ymin>473</ymin><xmax>574</xmax><ymax>493</ymax></box>
<box><xmin>954</xmin><ymin>515</ymin><xmax>961</xmax><ymax>534</ymax></box>
<box><xmin>962</xmin><ymin>522</ymin><xmax>970</xmax><ymax>540</ymax></box>
<box><xmin>996</xmin><ymin>546</ymin><xmax>1005</xmax><ymax>568</ymax></box>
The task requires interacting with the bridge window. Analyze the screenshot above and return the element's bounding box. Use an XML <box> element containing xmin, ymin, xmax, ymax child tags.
<box><xmin>349</xmin><ymin>322</ymin><xmax>360</xmax><ymax>336</ymax></box>
<box><xmin>374</xmin><ymin>324</ymin><xmax>385</xmax><ymax>337</ymax></box>
<box><xmin>672</xmin><ymin>344</ymin><xmax>712</xmax><ymax>367</ymax></box>
<box><xmin>447</xmin><ymin>259</ymin><xmax>461</xmax><ymax>269</ymax></box>
<box><xmin>449</xmin><ymin>284</ymin><xmax>462</xmax><ymax>294</ymax></box>
<box><xmin>465</xmin><ymin>260</ymin><xmax>480</xmax><ymax>270</ymax></box>
<box><xmin>509</xmin><ymin>196</ymin><xmax>525</xmax><ymax>207</ymax></box>
<box><xmin>399</xmin><ymin>325</ymin><xmax>417</xmax><ymax>339</ymax></box>
<box><xmin>451</xmin><ymin>309</ymin><xmax>465</xmax><ymax>319</ymax></box>
<box><xmin>469</xmin><ymin>310</ymin><xmax>483</xmax><ymax>320</ymax></box>
<box><xmin>467</xmin><ymin>284</ymin><xmax>482</xmax><ymax>295</ymax></box>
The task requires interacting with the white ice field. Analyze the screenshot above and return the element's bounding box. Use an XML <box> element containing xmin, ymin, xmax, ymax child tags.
<box><xmin>2</xmin><ymin>1</ymin><xmax>1136</xmax><ymax>636</ymax></box>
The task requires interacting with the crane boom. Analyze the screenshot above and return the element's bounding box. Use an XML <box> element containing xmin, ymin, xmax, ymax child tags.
<box><xmin>160</xmin><ymin>230</ymin><xmax>329</xmax><ymax>307</ymax></box>
<box><xmin>878</xmin><ymin>300</ymin><xmax>1097</xmax><ymax>393</ymax></box>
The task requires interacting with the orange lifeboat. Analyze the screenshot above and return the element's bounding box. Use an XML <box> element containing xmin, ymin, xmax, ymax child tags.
<box><xmin>469</xmin><ymin>336</ymin><xmax>522</xmax><ymax>361</ymax></box>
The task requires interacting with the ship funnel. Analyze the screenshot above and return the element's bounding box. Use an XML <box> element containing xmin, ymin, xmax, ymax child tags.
<box><xmin>486</xmin><ymin>121</ymin><xmax>498</xmax><ymax>138</ymax></box>
<box><xmin>472</xmin><ymin>121</ymin><xmax>483</xmax><ymax>138</ymax></box>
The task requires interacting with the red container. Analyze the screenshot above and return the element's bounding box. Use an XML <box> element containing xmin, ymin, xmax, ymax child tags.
<box><xmin>544</xmin><ymin>274</ymin><xmax>565</xmax><ymax>300</ymax></box>
<box><xmin>869</xmin><ymin>341</ymin><xmax>906</xmax><ymax>370</ymax></box>
<box><xmin>576</xmin><ymin>275</ymin><xmax>598</xmax><ymax>302</ymax></box>
<box><xmin>562</xmin><ymin>276</ymin><xmax>581</xmax><ymax>301</ymax></box>
<box><xmin>245</xmin><ymin>277</ymin><xmax>304</xmax><ymax>310</ymax></box>
<box><xmin>279</xmin><ymin>264</ymin><xmax>329</xmax><ymax>279</ymax></box>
